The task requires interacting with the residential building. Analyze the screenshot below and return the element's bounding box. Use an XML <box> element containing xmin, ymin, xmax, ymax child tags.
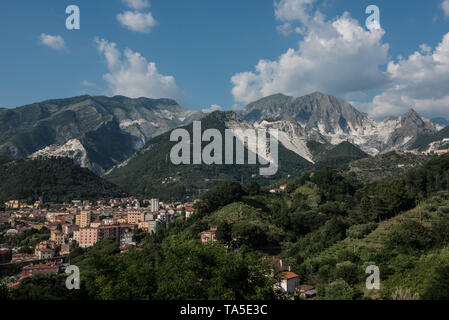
<box><xmin>78</xmin><ymin>225</ymin><xmax>120</xmax><ymax>248</ymax></box>
<box><xmin>73</xmin><ymin>229</ymin><xmax>80</xmax><ymax>243</ymax></box>
<box><xmin>12</xmin><ymin>253</ymin><xmax>36</xmax><ymax>263</ymax></box>
<box><xmin>276</xmin><ymin>272</ymin><xmax>299</xmax><ymax>294</ymax></box>
<box><xmin>120</xmin><ymin>230</ymin><xmax>134</xmax><ymax>246</ymax></box>
<box><xmin>151</xmin><ymin>199</ymin><xmax>159</xmax><ymax>212</ymax></box>
<box><xmin>78</xmin><ymin>227</ymin><xmax>99</xmax><ymax>248</ymax></box>
<box><xmin>60</xmin><ymin>243</ymin><xmax>73</xmax><ymax>255</ymax></box>
<box><xmin>127</xmin><ymin>211</ymin><xmax>145</xmax><ymax>224</ymax></box>
<box><xmin>4</xmin><ymin>200</ymin><xmax>20</xmax><ymax>209</ymax></box>
<box><xmin>35</xmin><ymin>247</ymin><xmax>55</xmax><ymax>260</ymax></box>
<box><xmin>76</xmin><ymin>210</ymin><xmax>92</xmax><ymax>228</ymax></box>
<box><xmin>201</xmin><ymin>227</ymin><xmax>217</xmax><ymax>245</ymax></box>
<box><xmin>185</xmin><ymin>207</ymin><xmax>195</xmax><ymax>219</ymax></box>
<box><xmin>22</xmin><ymin>261</ymin><xmax>61</xmax><ymax>278</ymax></box>
<box><xmin>50</xmin><ymin>230</ymin><xmax>64</xmax><ymax>245</ymax></box>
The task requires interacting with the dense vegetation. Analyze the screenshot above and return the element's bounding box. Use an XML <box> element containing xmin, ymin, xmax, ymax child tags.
<box><xmin>306</xmin><ymin>141</ymin><xmax>370</xmax><ymax>172</ymax></box>
<box><xmin>340</xmin><ymin>151</ymin><xmax>432</xmax><ymax>183</ymax></box>
<box><xmin>0</xmin><ymin>157</ymin><xmax>123</xmax><ymax>204</ymax></box>
<box><xmin>106</xmin><ymin>111</ymin><xmax>312</xmax><ymax>201</ymax></box>
<box><xmin>4</xmin><ymin>152</ymin><xmax>449</xmax><ymax>300</ymax></box>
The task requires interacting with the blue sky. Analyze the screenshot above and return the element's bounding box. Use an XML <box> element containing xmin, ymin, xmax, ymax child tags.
<box><xmin>0</xmin><ymin>0</ymin><xmax>448</xmax><ymax>119</ymax></box>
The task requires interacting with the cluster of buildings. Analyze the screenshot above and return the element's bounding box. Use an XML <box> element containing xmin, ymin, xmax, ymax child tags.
<box><xmin>405</xmin><ymin>138</ymin><xmax>449</xmax><ymax>156</ymax></box>
<box><xmin>0</xmin><ymin>196</ymin><xmax>197</xmax><ymax>288</ymax></box>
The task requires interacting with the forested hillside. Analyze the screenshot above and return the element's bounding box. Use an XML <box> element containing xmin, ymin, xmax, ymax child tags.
<box><xmin>7</xmin><ymin>154</ymin><xmax>449</xmax><ymax>300</ymax></box>
<box><xmin>106</xmin><ymin>111</ymin><xmax>312</xmax><ymax>201</ymax></box>
<box><xmin>0</xmin><ymin>157</ymin><xmax>123</xmax><ymax>204</ymax></box>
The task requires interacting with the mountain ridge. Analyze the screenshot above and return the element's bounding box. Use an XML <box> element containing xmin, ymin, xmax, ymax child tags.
<box><xmin>0</xmin><ymin>95</ymin><xmax>204</xmax><ymax>173</ymax></box>
<box><xmin>0</xmin><ymin>92</ymin><xmax>441</xmax><ymax>175</ymax></box>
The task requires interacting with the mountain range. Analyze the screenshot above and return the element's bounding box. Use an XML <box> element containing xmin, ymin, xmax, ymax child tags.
<box><xmin>0</xmin><ymin>95</ymin><xmax>202</xmax><ymax>173</ymax></box>
<box><xmin>237</xmin><ymin>92</ymin><xmax>440</xmax><ymax>160</ymax></box>
<box><xmin>0</xmin><ymin>92</ymin><xmax>447</xmax><ymax>197</ymax></box>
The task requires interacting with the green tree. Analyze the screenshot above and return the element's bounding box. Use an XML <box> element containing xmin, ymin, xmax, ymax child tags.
<box><xmin>246</xmin><ymin>181</ymin><xmax>261</xmax><ymax>196</ymax></box>
<box><xmin>216</xmin><ymin>221</ymin><xmax>232</xmax><ymax>243</ymax></box>
<box><xmin>423</xmin><ymin>265</ymin><xmax>449</xmax><ymax>300</ymax></box>
<box><xmin>323</xmin><ymin>279</ymin><xmax>353</xmax><ymax>300</ymax></box>
<box><xmin>385</xmin><ymin>221</ymin><xmax>433</xmax><ymax>254</ymax></box>
<box><xmin>335</xmin><ymin>261</ymin><xmax>359</xmax><ymax>285</ymax></box>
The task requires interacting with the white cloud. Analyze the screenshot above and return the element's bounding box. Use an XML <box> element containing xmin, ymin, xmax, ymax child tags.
<box><xmin>231</xmin><ymin>12</ymin><xmax>390</xmax><ymax>104</ymax></box>
<box><xmin>81</xmin><ymin>80</ymin><xmax>94</xmax><ymax>87</ymax></box>
<box><xmin>202</xmin><ymin>104</ymin><xmax>223</xmax><ymax>113</ymax></box>
<box><xmin>39</xmin><ymin>34</ymin><xmax>66</xmax><ymax>51</ymax></box>
<box><xmin>274</xmin><ymin>0</ymin><xmax>317</xmax><ymax>23</ymax></box>
<box><xmin>232</xmin><ymin>0</ymin><xmax>449</xmax><ymax>119</ymax></box>
<box><xmin>117</xmin><ymin>11</ymin><xmax>157</xmax><ymax>33</ymax></box>
<box><xmin>95</xmin><ymin>38</ymin><xmax>180</xmax><ymax>100</ymax></box>
<box><xmin>368</xmin><ymin>32</ymin><xmax>449</xmax><ymax>118</ymax></box>
<box><xmin>122</xmin><ymin>0</ymin><xmax>150</xmax><ymax>10</ymax></box>
<box><xmin>441</xmin><ymin>0</ymin><xmax>449</xmax><ymax>18</ymax></box>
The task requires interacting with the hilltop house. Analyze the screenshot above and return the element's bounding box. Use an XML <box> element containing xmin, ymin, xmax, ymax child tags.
<box><xmin>201</xmin><ymin>227</ymin><xmax>217</xmax><ymax>245</ymax></box>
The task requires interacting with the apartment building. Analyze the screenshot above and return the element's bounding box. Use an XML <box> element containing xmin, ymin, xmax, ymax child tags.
<box><xmin>78</xmin><ymin>225</ymin><xmax>120</xmax><ymax>248</ymax></box>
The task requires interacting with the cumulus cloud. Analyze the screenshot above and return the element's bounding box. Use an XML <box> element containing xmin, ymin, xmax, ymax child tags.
<box><xmin>231</xmin><ymin>0</ymin><xmax>449</xmax><ymax>119</ymax></box>
<box><xmin>122</xmin><ymin>0</ymin><xmax>150</xmax><ymax>10</ymax></box>
<box><xmin>202</xmin><ymin>104</ymin><xmax>223</xmax><ymax>113</ymax></box>
<box><xmin>274</xmin><ymin>0</ymin><xmax>317</xmax><ymax>23</ymax></box>
<box><xmin>117</xmin><ymin>11</ymin><xmax>157</xmax><ymax>33</ymax></box>
<box><xmin>442</xmin><ymin>0</ymin><xmax>449</xmax><ymax>18</ymax></box>
<box><xmin>367</xmin><ymin>33</ymin><xmax>449</xmax><ymax>118</ymax></box>
<box><xmin>95</xmin><ymin>38</ymin><xmax>180</xmax><ymax>99</ymax></box>
<box><xmin>231</xmin><ymin>12</ymin><xmax>390</xmax><ymax>104</ymax></box>
<box><xmin>39</xmin><ymin>34</ymin><xmax>66</xmax><ymax>50</ymax></box>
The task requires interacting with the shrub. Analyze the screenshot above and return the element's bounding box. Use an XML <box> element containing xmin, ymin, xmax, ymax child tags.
<box><xmin>384</xmin><ymin>221</ymin><xmax>433</xmax><ymax>254</ymax></box>
<box><xmin>335</xmin><ymin>261</ymin><xmax>359</xmax><ymax>285</ymax></box>
<box><xmin>323</xmin><ymin>279</ymin><xmax>353</xmax><ymax>300</ymax></box>
<box><xmin>346</xmin><ymin>223</ymin><xmax>377</xmax><ymax>239</ymax></box>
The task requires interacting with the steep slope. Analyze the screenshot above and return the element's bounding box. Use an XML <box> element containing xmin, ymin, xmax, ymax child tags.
<box><xmin>105</xmin><ymin>111</ymin><xmax>312</xmax><ymax>201</ymax></box>
<box><xmin>0</xmin><ymin>95</ymin><xmax>203</xmax><ymax>173</ymax></box>
<box><xmin>304</xmin><ymin>141</ymin><xmax>370</xmax><ymax>172</ymax></box>
<box><xmin>0</xmin><ymin>157</ymin><xmax>123</xmax><ymax>203</ymax></box>
<box><xmin>237</xmin><ymin>92</ymin><xmax>438</xmax><ymax>157</ymax></box>
<box><xmin>409</xmin><ymin>126</ymin><xmax>449</xmax><ymax>151</ymax></box>
<box><xmin>386</xmin><ymin>109</ymin><xmax>436</xmax><ymax>149</ymax></box>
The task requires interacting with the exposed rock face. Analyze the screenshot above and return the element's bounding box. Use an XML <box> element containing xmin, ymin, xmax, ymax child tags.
<box><xmin>0</xmin><ymin>95</ymin><xmax>204</xmax><ymax>172</ymax></box>
<box><xmin>0</xmin><ymin>92</ymin><xmax>440</xmax><ymax>173</ymax></box>
<box><xmin>236</xmin><ymin>92</ymin><xmax>439</xmax><ymax>159</ymax></box>
<box><xmin>30</xmin><ymin>139</ymin><xmax>105</xmax><ymax>174</ymax></box>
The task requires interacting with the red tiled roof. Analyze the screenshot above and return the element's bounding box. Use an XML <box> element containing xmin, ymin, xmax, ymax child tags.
<box><xmin>300</xmin><ymin>285</ymin><xmax>315</xmax><ymax>292</ymax></box>
<box><xmin>280</xmin><ymin>271</ymin><xmax>299</xmax><ymax>280</ymax></box>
